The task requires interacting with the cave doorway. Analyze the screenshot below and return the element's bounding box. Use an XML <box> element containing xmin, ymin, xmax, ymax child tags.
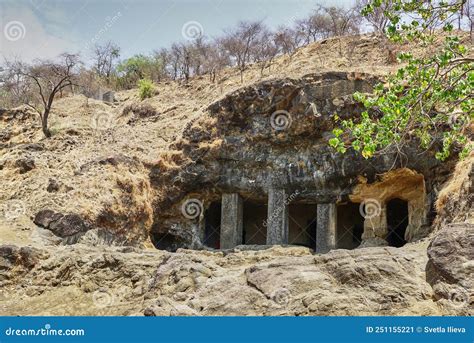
<box><xmin>386</xmin><ymin>198</ymin><xmax>409</xmax><ymax>247</ymax></box>
<box><xmin>243</xmin><ymin>200</ymin><xmax>267</xmax><ymax>245</ymax></box>
<box><xmin>336</xmin><ymin>202</ymin><xmax>364</xmax><ymax>249</ymax></box>
<box><xmin>289</xmin><ymin>204</ymin><xmax>317</xmax><ymax>249</ymax></box>
<box><xmin>203</xmin><ymin>201</ymin><xmax>221</xmax><ymax>249</ymax></box>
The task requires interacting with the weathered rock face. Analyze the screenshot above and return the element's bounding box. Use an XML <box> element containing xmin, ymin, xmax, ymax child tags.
<box><xmin>149</xmin><ymin>72</ymin><xmax>455</xmax><ymax>251</ymax></box>
<box><xmin>1</xmin><ymin>241</ymin><xmax>468</xmax><ymax>316</ymax></box>
<box><xmin>426</xmin><ymin>223</ymin><xmax>474</xmax><ymax>314</ymax></box>
<box><xmin>435</xmin><ymin>156</ymin><xmax>474</xmax><ymax>228</ymax></box>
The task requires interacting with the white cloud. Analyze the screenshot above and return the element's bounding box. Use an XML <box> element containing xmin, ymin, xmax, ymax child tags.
<box><xmin>0</xmin><ymin>2</ymin><xmax>79</xmax><ymax>62</ymax></box>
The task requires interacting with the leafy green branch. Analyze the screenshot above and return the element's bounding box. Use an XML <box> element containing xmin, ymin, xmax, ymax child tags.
<box><xmin>331</xmin><ymin>0</ymin><xmax>473</xmax><ymax>161</ymax></box>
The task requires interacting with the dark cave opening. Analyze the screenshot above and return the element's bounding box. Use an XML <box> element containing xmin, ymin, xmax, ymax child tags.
<box><xmin>288</xmin><ymin>204</ymin><xmax>317</xmax><ymax>249</ymax></box>
<box><xmin>243</xmin><ymin>200</ymin><xmax>268</xmax><ymax>245</ymax></box>
<box><xmin>386</xmin><ymin>198</ymin><xmax>409</xmax><ymax>247</ymax></box>
<box><xmin>203</xmin><ymin>201</ymin><xmax>221</xmax><ymax>249</ymax></box>
<box><xmin>336</xmin><ymin>202</ymin><xmax>364</xmax><ymax>250</ymax></box>
<box><xmin>151</xmin><ymin>231</ymin><xmax>185</xmax><ymax>252</ymax></box>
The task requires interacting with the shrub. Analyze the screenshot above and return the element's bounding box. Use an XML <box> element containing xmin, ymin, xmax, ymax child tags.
<box><xmin>138</xmin><ymin>79</ymin><xmax>155</xmax><ymax>100</ymax></box>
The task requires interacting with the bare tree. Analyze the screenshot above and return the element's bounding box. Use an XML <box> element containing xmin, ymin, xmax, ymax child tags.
<box><xmin>295</xmin><ymin>13</ymin><xmax>332</xmax><ymax>45</ymax></box>
<box><xmin>318</xmin><ymin>5</ymin><xmax>361</xmax><ymax>37</ymax></box>
<box><xmin>295</xmin><ymin>17</ymin><xmax>318</xmax><ymax>45</ymax></box>
<box><xmin>463</xmin><ymin>0</ymin><xmax>474</xmax><ymax>40</ymax></box>
<box><xmin>220</xmin><ymin>20</ymin><xmax>266</xmax><ymax>83</ymax></box>
<box><xmin>253</xmin><ymin>29</ymin><xmax>279</xmax><ymax>77</ymax></box>
<box><xmin>0</xmin><ymin>63</ymin><xmax>32</xmax><ymax>108</ymax></box>
<box><xmin>75</xmin><ymin>67</ymin><xmax>104</xmax><ymax>101</ymax></box>
<box><xmin>170</xmin><ymin>43</ymin><xmax>194</xmax><ymax>81</ymax></box>
<box><xmin>274</xmin><ymin>26</ymin><xmax>303</xmax><ymax>57</ymax></box>
<box><xmin>203</xmin><ymin>43</ymin><xmax>230</xmax><ymax>83</ymax></box>
<box><xmin>153</xmin><ymin>48</ymin><xmax>171</xmax><ymax>80</ymax></box>
<box><xmin>91</xmin><ymin>41</ymin><xmax>120</xmax><ymax>83</ymax></box>
<box><xmin>356</xmin><ymin>0</ymin><xmax>393</xmax><ymax>34</ymax></box>
<box><xmin>6</xmin><ymin>54</ymin><xmax>80</xmax><ymax>137</ymax></box>
<box><xmin>190</xmin><ymin>36</ymin><xmax>209</xmax><ymax>76</ymax></box>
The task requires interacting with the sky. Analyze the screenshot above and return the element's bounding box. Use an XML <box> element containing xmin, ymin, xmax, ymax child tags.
<box><xmin>0</xmin><ymin>0</ymin><xmax>356</xmax><ymax>63</ymax></box>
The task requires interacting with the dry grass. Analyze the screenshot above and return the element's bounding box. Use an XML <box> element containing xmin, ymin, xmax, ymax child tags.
<box><xmin>436</xmin><ymin>152</ymin><xmax>473</xmax><ymax>215</ymax></box>
<box><xmin>0</xmin><ymin>32</ymin><xmax>472</xmax><ymax>247</ymax></box>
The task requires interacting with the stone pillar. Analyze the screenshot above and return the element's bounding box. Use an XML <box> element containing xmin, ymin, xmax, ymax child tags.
<box><xmin>361</xmin><ymin>202</ymin><xmax>388</xmax><ymax>246</ymax></box>
<box><xmin>316</xmin><ymin>203</ymin><xmax>337</xmax><ymax>253</ymax></box>
<box><xmin>266</xmin><ymin>188</ymin><xmax>289</xmax><ymax>245</ymax></box>
<box><xmin>220</xmin><ymin>193</ymin><xmax>243</xmax><ymax>249</ymax></box>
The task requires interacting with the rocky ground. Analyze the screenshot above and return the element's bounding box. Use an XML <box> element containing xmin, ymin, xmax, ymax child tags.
<box><xmin>0</xmin><ymin>225</ymin><xmax>472</xmax><ymax>316</ymax></box>
<box><xmin>0</xmin><ymin>33</ymin><xmax>473</xmax><ymax>316</ymax></box>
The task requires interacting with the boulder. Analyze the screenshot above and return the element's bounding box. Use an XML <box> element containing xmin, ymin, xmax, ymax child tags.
<box><xmin>427</xmin><ymin>223</ymin><xmax>474</xmax><ymax>290</ymax></box>
<box><xmin>33</xmin><ymin>209</ymin><xmax>63</xmax><ymax>229</ymax></box>
<box><xmin>33</xmin><ymin>210</ymin><xmax>90</xmax><ymax>238</ymax></box>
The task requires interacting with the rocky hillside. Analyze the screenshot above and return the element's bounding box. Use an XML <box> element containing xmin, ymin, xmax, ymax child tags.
<box><xmin>0</xmin><ymin>33</ymin><xmax>472</xmax><ymax>316</ymax></box>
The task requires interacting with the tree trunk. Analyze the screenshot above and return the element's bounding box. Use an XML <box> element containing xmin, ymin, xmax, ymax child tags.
<box><xmin>42</xmin><ymin>108</ymin><xmax>52</xmax><ymax>138</ymax></box>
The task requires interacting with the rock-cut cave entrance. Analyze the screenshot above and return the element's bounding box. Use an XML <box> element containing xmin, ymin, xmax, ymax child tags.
<box><xmin>243</xmin><ymin>200</ymin><xmax>267</xmax><ymax>245</ymax></box>
<box><xmin>203</xmin><ymin>201</ymin><xmax>221</xmax><ymax>249</ymax></box>
<box><xmin>386</xmin><ymin>198</ymin><xmax>408</xmax><ymax>248</ymax></box>
<box><xmin>289</xmin><ymin>204</ymin><xmax>317</xmax><ymax>249</ymax></box>
<box><xmin>336</xmin><ymin>202</ymin><xmax>364</xmax><ymax>249</ymax></box>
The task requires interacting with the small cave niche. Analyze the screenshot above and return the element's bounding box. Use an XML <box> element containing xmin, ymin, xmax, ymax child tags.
<box><xmin>243</xmin><ymin>200</ymin><xmax>267</xmax><ymax>245</ymax></box>
<box><xmin>386</xmin><ymin>198</ymin><xmax>409</xmax><ymax>247</ymax></box>
<box><xmin>150</xmin><ymin>232</ymin><xmax>186</xmax><ymax>252</ymax></box>
<box><xmin>336</xmin><ymin>202</ymin><xmax>364</xmax><ymax>250</ymax></box>
<box><xmin>203</xmin><ymin>201</ymin><xmax>221</xmax><ymax>249</ymax></box>
<box><xmin>289</xmin><ymin>203</ymin><xmax>317</xmax><ymax>249</ymax></box>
